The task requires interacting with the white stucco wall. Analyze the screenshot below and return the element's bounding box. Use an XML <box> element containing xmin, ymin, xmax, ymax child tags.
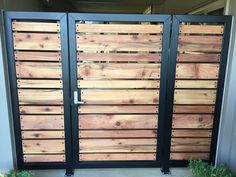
<box><xmin>216</xmin><ymin>0</ymin><xmax>236</xmax><ymax>173</ymax></box>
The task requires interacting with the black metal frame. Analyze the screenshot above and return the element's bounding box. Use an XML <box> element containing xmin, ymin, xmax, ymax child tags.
<box><xmin>3</xmin><ymin>12</ymin><xmax>232</xmax><ymax>174</ymax></box>
<box><xmin>168</xmin><ymin>15</ymin><xmax>232</xmax><ymax>167</ymax></box>
<box><xmin>68</xmin><ymin>13</ymin><xmax>171</xmax><ymax>172</ymax></box>
<box><xmin>4</xmin><ymin>11</ymin><xmax>73</xmax><ymax>174</ymax></box>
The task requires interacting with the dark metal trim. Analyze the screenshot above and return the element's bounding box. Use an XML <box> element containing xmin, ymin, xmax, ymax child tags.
<box><xmin>168</xmin><ymin>15</ymin><xmax>232</xmax><ymax>167</ymax></box>
<box><xmin>3</xmin><ymin>11</ymin><xmax>72</xmax><ymax>172</ymax></box>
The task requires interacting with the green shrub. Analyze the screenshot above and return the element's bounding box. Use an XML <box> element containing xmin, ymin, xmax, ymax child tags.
<box><xmin>189</xmin><ymin>159</ymin><xmax>236</xmax><ymax>177</ymax></box>
<box><xmin>4</xmin><ymin>170</ymin><xmax>33</xmax><ymax>177</ymax></box>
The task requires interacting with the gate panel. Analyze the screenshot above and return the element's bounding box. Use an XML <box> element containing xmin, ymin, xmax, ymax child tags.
<box><xmin>4</xmin><ymin>12</ymin><xmax>71</xmax><ymax>170</ymax></box>
<box><xmin>69</xmin><ymin>14</ymin><xmax>171</xmax><ymax>167</ymax></box>
<box><xmin>167</xmin><ymin>15</ymin><xmax>232</xmax><ymax>166</ymax></box>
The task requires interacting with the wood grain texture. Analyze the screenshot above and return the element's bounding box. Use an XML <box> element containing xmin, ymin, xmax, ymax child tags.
<box><xmin>79</xmin><ymin>105</ymin><xmax>158</xmax><ymax>114</ymax></box>
<box><xmin>174</xmin><ymin>90</ymin><xmax>216</xmax><ymax>104</ymax></box>
<box><xmin>78</xmin><ymin>42</ymin><xmax>162</xmax><ymax>52</ymax></box>
<box><xmin>19</xmin><ymin>106</ymin><xmax>64</xmax><ymax>114</ymax></box>
<box><xmin>176</xmin><ymin>64</ymin><xmax>219</xmax><ymax>79</ymax></box>
<box><xmin>79</xmin><ymin>138</ymin><xmax>157</xmax><ymax>153</ymax></box>
<box><xmin>78</xmin><ymin>63</ymin><xmax>161</xmax><ymax>79</ymax></box>
<box><xmin>171</xmin><ymin>138</ymin><xmax>211</xmax><ymax>152</ymax></box>
<box><xmin>179</xmin><ymin>24</ymin><xmax>224</xmax><ymax>34</ymax></box>
<box><xmin>16</xmin><ymin>62</ymin><xmax>62</xmax><ymax>79</ymax></box>
<box><xmin>170</xmin><ymin>153</ymin><xmax>209</xmax><ymax>160</ymax></box>
<box><xmin>173</xmin><ymin>105</ymin><xmax>215</xmax><ymax>113</ymax></box>
<box><xmin>15</xmin><ymin>51</ymin><xmax>61</xmax><ymax>61</ymax></box>
<box><xmin>22</xmin><ymin>140</ymin><xmax>65</xmax><ymax>154</ymax></box>
<box><xmin>77</xmin><ymin>34</ymin><xmax>162</xmax><ymax>43</ymax></box>
<box><xmin>79</xmin><ymin>130</ymin><xmax>157</xmax><ymax>138</ymax></box>
<box><xmin>172</xmin><ymin>114</ymin><xmax>214</xmax><ymax>129</ymax></box>
<box><xmin>78</xmin><ymin>53</ymin><xmax>161</xmax><ymax>62</ymax></box>
<box><xmin>79</xmin><ymin>153</ymin><xmax>156</xmax><ymax>161</ymax></box>
<box><xmin>20</xmin><ymin>115</ymin><xmax>64</xmax><ymax>130</ymax></box>
<box><xmin>78</xmin><ymin>80</ymin><xmax>160</xmax><ymax>88</ymax></box>
<box><xmin>81</xmin><ymin>89</ymin><xmax>159</xmax><ymax>104</ymax></box>
<box><xmin>13</xmin><ymin>33</ymin><xmax>61</xmax><ymax>51</ymax></box>
<box><xmin>178</xmin><ymin>35</ymin><xmax>223</xmax><ymax>45</ymax></box>
<box><xmin>76</xmin><ymin>24</ymin><xmax>163</xmax><ymax>33</ymax></box>
<box><xmin>178</xmin><ymin>45</ymin><xmax>221</xmax><ymax>52</ymax></box>
<box><xmin>18</xmin><ymin>89</ymin><xmax>63</xmax><ymax>105</ymax></box>
<box><xmin>177</xmin><ymin>53</ymin><xmax>221</xmax><ymax>62</ymax></box>
<box><xmin>172</xmin><ymin>130</ymin><xmax>212</xmax><ymax>138</ymax></box>
<box><xmin>17</xmin><ymin>79</ymin><xmax>63</xmax><ymax>88</ymax></box>
<box><xmin>77</xmin><ymin>34</ymin><xmax>162</xmax><ymax>52</ymax></box>
<box><xmin>22</xmin><ymin>131</ymin><xmax>64</xmax><ymax>139</ymax></box>
<box><xmin>24</xmin><ymin>154</ymin><xmax>65</xmax><ymax>162</ymax></box>
<box><xmin>12</xmin><ymin>21</ymin><xmax>60</xmax><ymax>32</ymax></box>
<box><xmin>79</xmin><ymin>114</ymin><xmax>157</xmax><ymax>129</ymax></box>
<box><xmin>175</xmin><ymin>80</ymin><xmax>217</xmax><ymax>89</ymax></box>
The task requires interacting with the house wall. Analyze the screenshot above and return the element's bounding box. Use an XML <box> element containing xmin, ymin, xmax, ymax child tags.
<box><xmin>216</xmin><ymin>0</ymin><xmax>236</xmax><ymax>173</ymax></box>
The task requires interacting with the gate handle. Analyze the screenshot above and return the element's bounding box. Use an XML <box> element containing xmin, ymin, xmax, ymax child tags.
<box><xmin>74</xmin><ymin>91</ymin><xmax>85</xmax><ymax>105</ymax></box>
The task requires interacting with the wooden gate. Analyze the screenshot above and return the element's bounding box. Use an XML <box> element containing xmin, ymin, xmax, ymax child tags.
<box><xmin>4</xmin><ymin>12</ymin><xmax>232</xmax><ymax>174</ymax></box>
<box><xmin>4</xmin><ymin>12</ymin><xmax>72</xmax><ymax>171</ymax></box>
<box><xmin>68</xmin><ymin>14</ymin><xmax>171</xmax><ymax>168</ymax></box>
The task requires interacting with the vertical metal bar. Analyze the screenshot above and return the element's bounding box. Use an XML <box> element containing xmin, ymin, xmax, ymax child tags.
<box><xmin>209</xmin><ymin>16</ymin><xmax>232</xmax><ymax>164</ymax></box>
<box><xmin>68</xmin><ymin>14</ymin><xmax>80</xmax><ymax>167</ymax></box>
<box><xmin>60</xmin><ymin>14</ymin><xmax>74</xmax><ymax>176</ymax></box>
<box><xmin>157</xmin><ymin>16</ymin><xmax>171</xmax><ymax>174</ymax></box>
<box><xmin>161</xmin><ymin>15</ymin><xmax>180</xmax><ymax>172</ymax></box>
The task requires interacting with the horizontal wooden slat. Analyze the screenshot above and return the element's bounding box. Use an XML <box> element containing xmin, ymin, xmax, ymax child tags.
<box><xmin>78</xmin><ymin>34</ymin><xmax>162</xmax><ymax>43</ymax></box>
<box><xmin>78</xmin><ymin>53</ymin><xmax>161</xmax><ymax>62</ymax></box>
<box><xmin>22</xmin><ymin>140</ymin><xmax>65</xmax><ymax>154</ymax></box>
<box><xmin>13</xmin><ymin>33</ymin><xmax>61</xmax><ymax>51</ymax></box>
<box><xmin>177</xmin><ymin>53</ymin><xmax>221</xmax><ymax>62</ymax></box>
<box><xmin>24</xmin><ymin>154</ymin><xmax>65</xmax><ymax>162</ymax></box>
<box><xmin>19</xmin><ymin>106</ymin><xmax>64</xmax><ymax>114</ymax></box>
<box><xmin>20</xmin><ymin>115</ymin><xmax>64</xmax><ymax>130</ymax></box>
<box><xmin>22</xmin><ymin>131</ymin><xmax>64</xmax><ymax>139</ymax></box>
<box><xmin>78</xmin><ymin>42</ymin><xmax>162</xmax><ymax>52</ymax></box>
<box><xmin>15</xmin><ymin>51</ymin><xmax>61</xmax><ymax>61</ymax></box>
<box><xmin>176</xmin><ymin>64</ymin><xmax>219</xmax><ymax>79</ymax></box>
<box><xmin>178</xmin><ymin>45</ymin><xmax>221</xmax><ymax>52</ymax></box>
<box><xmin>81</xmin><ymin>90</ymin><xmax>159</xmax><ymax>104</ymax></box>
<box><xmin>170</xmin><ymin>153</ymin><xmax>209</xmax><ymax>160</ymax></box>
<box><xmin>77</xmin><ymin>24</ymin><xmax>163</xmax><ymax>34</ymax></box>
<box><xmin>171</xmin><ymin>138</ymin><xmax>211</xmax><ymax>152</ymax></box>
<box><xmin>175</xmin><ymin>80</ymin><xmax>217</xmax><ymax>88</ymax></box>
<box><xmin>78</xmin><ymin>63</ymin><xmax>161</xmax><ymax>79</ymax></box>
<box><xmin>17</xmin><ymin>79</ymin><xmax>62</xmax><ymax>88</ymax></box>
<box><xmin>18</xmin><ymin>89</ymin><xmax>63</xmax><ymax>105</ymax></box>
<box><xmin>79</xmin><ymin>130</ymin><xmax>157</xmax><ymax>138</ymax></box>
<box><xmin>173</xmin><ymin>105</ymin><xmax>215</xmax><ymax>113</ymax></box>
<box><xmin>178</xmin><ymin>35</ymin><xmax>223</xmax><ymax>45</ymax></box>
<box><xmin>16</xmin><ymin>62</ymin><xmax>62</xmax><ymax>79</ymax></box>
<box><xmin>79</xmin><ymin>105</ymin><xmax>158</xmax><ymax>114</ymax></box>
<box><xmin>179</xmin><ymin>25</ymin><xmax>224</xmax><ymax>34</ymax></box>
<box><xmin>77</xmin><ymin>34</ymin><xmax>162</xmax><ymax>52</ymax></box>
<box><xmin>79</xmin><ymin>139</ymin><xmax>157</xmax><ymax>153</ymax></box>
<box><xmin>79</xmin><ymin>153</ymin><xmax>156</xmax><ymax>161</ymax></box>
<box><xmin>79</xmin><ymin>115</ymin><xmax>157</xmax><ymax>129</ymax></box>
<box><xmin>78</xmin><ymin>80</ymin><xmax>160</xmax><ymax>89</ymax></box>
<box><xmin>174</xmin><ymin>90</ymin><xmax>216</xmax><ymax>105</ymax></box>
<box><xmin>172</xmin><ymin>130</ymin><xmax>212</xmax><ymax>138</ymax></box>
<box><xmin>12</xmin><ymin>21</ymin><xmax>60</xmax><ymax>32</ymax></box>
<box><xmin>172</xmin><ymin>114</ymin><xmax>214</xmax><ymax>129</ymax></box>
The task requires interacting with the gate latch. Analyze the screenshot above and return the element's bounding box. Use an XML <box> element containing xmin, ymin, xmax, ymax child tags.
<box><xmin>73</xmin><ymin>91</ymin><xmax>85</xmax><ymax>105</ymax></box>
